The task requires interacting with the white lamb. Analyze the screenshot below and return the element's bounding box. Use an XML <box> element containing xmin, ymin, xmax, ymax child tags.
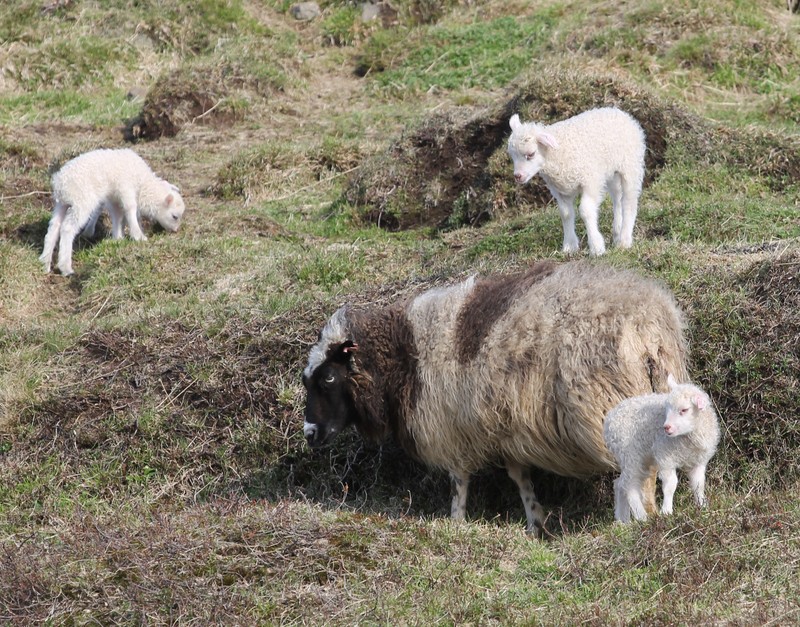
<box><xmin>40</xmin><ymin>148</ymin><xmax>185</xmax><ymax>276</ymax></box>
<box><xmin>603</xmin><ymin>375</ymin><xmax>721</xmax><ymax>523</ymax></box>
<box><xmin>507</xmin><ymin>107</ymin><xmax>646</xmax><ymax>256</ymax></box>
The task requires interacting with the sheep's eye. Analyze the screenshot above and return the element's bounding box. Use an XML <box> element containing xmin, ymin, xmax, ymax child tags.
<box><xmin>525</xmin><ymin>152</ymin><xmax>535</xmax><ymax>160</ymax></box>
<box><xmin>324</xmin><ymin>374</ymin><xmax>335</xmax><ymax>385</ymax></box>
<box><xmin>679</xmin><ymin>407</ymin><xmax>689</xmax><ymax>415</ymax></box>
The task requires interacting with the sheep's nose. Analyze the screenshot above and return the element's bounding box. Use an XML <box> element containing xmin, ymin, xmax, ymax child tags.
<box><xmin>514</xmin><ymin>173</ymin><xmax>524</xmax><ymax>183</ymax></box>
<box><xmin>664</xmin><ymin>424</ymin><xmax>675</xmax><ymax>435</ymax></box>
<box><xmin>304</xmin><ymin>421</ymin><xmax>319</xmax><ymax>446</ymax></box>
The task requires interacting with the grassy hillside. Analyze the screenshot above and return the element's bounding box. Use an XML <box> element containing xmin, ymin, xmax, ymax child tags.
<box><xmin>1</xmin><ymin>0</ymin><xmax>798</xmax><ymax>623</ymax></box>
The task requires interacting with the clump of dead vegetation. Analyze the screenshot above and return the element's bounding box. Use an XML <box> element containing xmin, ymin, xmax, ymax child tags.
<box><xmin>125</xmin><ymin>60</ymin><xmax>282</xmax><ymax>140</ymax></box>
<box><xmin>345</xmin><ymin>68</ymin><xmax>800</xmax><ymax>230</ymax></box>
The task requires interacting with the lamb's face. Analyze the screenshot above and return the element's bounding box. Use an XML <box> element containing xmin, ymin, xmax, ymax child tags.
<box><xmin>157</xmin><ymin>187</ymin><xmax>185</xmax><ymax>233</ymax></box>
<box><xmin>663</xmin><ymin>387</ymin><xmax>708</xmax><ymax>437</ymax></box>
<box><xmin>508</xmin><ymin>132</ymin><xmax>545</xmax><ymax>185</ymax></box>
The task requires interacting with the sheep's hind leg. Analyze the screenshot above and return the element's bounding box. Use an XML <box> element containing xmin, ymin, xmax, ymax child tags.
<box><xmin>609</xmin><ymin>174</ymin><xmax>624</xmax><ymax>247</ymax></box>
<box><xmin>613</xmin><ymin>477</ymin><xmax>631</xmax><ymax>523</ymax></box>
<box><xmin>449</xmin><ymin>469</ymin><xmax>470</xmax><ymax>522</ymax></box>
<box><xmin>40</xmin><ymin>201</ymin><xmax>67</xmax><ymax>273</ymax></box>
<box><xmin>505</xmin><ymin>460</ymin><xmax>546</xmax><ymax>538</ymax></box>
<box><xmin>618</xmin><ymin>176</ymin><xmax>640</xmax><ymax>249</ymax></box>
<box><xmin>55</xmin><ymin>211</ymin><xmax>81</xmax><ymax>276</ymax></box>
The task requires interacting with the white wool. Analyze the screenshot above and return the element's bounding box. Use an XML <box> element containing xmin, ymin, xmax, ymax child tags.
<box><xmin>507</xmin><ymin>107</ymin><xmax>646</xmax><ymax>256</ymax></box>
<box><xmin>39</xmin><ymin>148</ymin><xmax>185</xmax><ymax>276</ymax></box>
<box><xmin>603</xmin><ymin>377</ymin><xmax>721</xmax><ymax>523</ymax></box>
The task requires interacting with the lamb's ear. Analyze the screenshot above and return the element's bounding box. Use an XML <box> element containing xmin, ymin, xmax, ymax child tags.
<box><xmin>509</xmin><ymin>114</ymin><xmax>522</xmax><ymax>131</ymax></box>
<box><xmin>537</xmin><ymin>131</ymin><xmax>559</xmax><ymax>150</ymax></box>
<box><xmin>693</xmin><ymin>393</ymin><xmax>709</xmax><ymax>411</ymax></box>
<box><xmin>165</xmin><ymin>193</ymin><xmax>175</xmax><ymax>206</ymax></box>
<box><xmin>667</xmin><ymin>373</ymin><xmax>678</xmax><ymax>390</ymax></box>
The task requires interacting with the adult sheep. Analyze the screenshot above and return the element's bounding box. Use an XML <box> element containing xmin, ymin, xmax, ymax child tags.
<box><xmin>507</xmin><ymin>107</ymin><xmax>646</xmax><ymax>256</ymax></box>
<box><xmin>302</xmin><ymin>260</ymin><xmax>687</xmax><ymax>536</ymax></box>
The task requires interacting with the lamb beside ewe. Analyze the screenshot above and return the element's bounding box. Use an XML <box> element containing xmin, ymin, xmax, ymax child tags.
<box><xmin>507</xmin><ymin>107</ymin><xmax>645</xmax><ymax>256</ymax></box>
<box><xmin>604</xmin><ymin>375</ymin><xmax>721</xmax><ymax>523</ymax></box>
<box><xmin>40</xmin><ymin>148</ymin><xmax>185</xmax><ymax>276</ymax></box>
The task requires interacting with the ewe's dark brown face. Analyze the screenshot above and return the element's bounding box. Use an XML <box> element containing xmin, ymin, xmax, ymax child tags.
<box><xmin>302</xmin><ymin>354</ymin><xmax>355</xmax><ymax>448</ymax></box>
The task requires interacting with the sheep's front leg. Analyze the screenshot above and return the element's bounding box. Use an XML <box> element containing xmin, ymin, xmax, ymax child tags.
<box><xmin>549</xmin><ymin>189</ymin><xmax>579</xmax><ymax>253</ymax></box>
<box><xmin>687</xmin><ymin>464</ymin><xmax>708</xmax><ymax>508</ymax></box>
<box><xmin>449</xmin><ymin>469</ymin><xmax>470</xmax><ymax>521</ymax></box>
<box><xmin>659</xmin><ymin>467</ymin><xmax>679</xmax><ymax>515</ymax></box>
<box><xmin>120</xmin><ymin>191</ymin><xmax>147</xmax><ymax>241</ymax></box>
<box><xmin>505</xmin><ymin>460</ymin><xmax>545</xmax><ymax>537</ymax></box>
<box><xmin>577</xmin><ymin>191</ymin><xmax>606</xmax><ymax>256</ymax></box>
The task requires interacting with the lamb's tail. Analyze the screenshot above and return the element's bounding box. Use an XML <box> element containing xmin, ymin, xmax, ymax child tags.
<box><xmin>39</xmin><ymin>201</ymin><xmax>67</xmax><ymax>272</ymax></box>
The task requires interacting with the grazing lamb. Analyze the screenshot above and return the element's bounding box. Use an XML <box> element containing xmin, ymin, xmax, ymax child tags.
<box><xmin>604</xmin><ymin>375</ymin><xmax>721</xmax><ymax>523</ymax></box>
<box><xmin>40</xmin><ymin>148</ymin><xmax>185</xmax><ymax>276</ymax></box>
<box><xmin>507</xmin><ymin>107</ymin><xmax>646</xmax><ymax>256</ymax></box>
<box><xmin>302</xmin><ymin>260</ymin><xmax>688</xmax><ymax>537</ymax></box>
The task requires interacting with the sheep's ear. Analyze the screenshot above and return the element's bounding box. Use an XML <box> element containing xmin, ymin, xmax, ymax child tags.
<box><xmin>537</xmin><ymin>131</ymin><xmax>559</xmax><ymax>150</ymax></box>
<box><xmin>331</xmin><ymin>340</ymin><xmax>358</xmax><ymax>365</ymax></box>
<box><xmin>667</xmin><ymin>373</ymin><xmax>678</xmax><ymax>389</ymax></box>
<box><xmin>693</xmin><ymin>393</ymin><xmax>708</xmax><ymax>411</ymax></box>
<box><xmin>165</xmin><ymin>193</ymin><xmax>174</xmax><ymax>206</ymax></box>
<box><xmin>509</xmin><ymin>114</ymin><xmax>522</xmax><ymax>131</ymax></box>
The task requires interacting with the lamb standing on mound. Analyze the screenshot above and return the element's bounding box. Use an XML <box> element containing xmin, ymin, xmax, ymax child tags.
<box><xmin>604</xmin><ymin>375</ymin><xmax>721</xmax><ymax>523</ymax></box>
<box><xmin>507</xmin><ymin>107</ymin><xmax>646</xmax><ymax>256</ymax></box>
<box><xmin>40</xmin><ymin>148</ymin><xmax>185</xmax><ymax>276</ymax></box>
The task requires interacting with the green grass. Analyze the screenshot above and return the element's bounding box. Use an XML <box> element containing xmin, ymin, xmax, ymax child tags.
<box><xmin>367</xmin><ymin>12</ymin><xmax>559</xmax><ymax>93</ymax></box>
<box><xmin>1</xmin><ymin>0</ymin><xmax>799</xmax><ymax>623</ymax></box>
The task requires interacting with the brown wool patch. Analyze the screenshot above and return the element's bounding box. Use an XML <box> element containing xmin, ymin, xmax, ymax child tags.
<box><xmin>455</xmin><ymin>260</ymin><xmax>558</xmax><ymax>363</ymax></box>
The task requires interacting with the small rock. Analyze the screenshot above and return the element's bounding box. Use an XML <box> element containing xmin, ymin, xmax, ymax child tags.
<box><xmin>360</xmin><ymin>2</ymin><xmax>380</xmax><ymax>22</ymax></box>
<box><xmin>290</xmin><ymin>2</ymin><xmax>321</xmax><ymax>21</ymax></box>
<box><xmin>126</xmin><ymin>86</ymin><xmax>148</xmax><ymax>102</ymax></box>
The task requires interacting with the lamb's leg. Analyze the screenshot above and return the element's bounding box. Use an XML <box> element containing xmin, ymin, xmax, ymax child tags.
<box><xmin>613</xmin><ymin>476</ymin><xmax>631</xmax><ymax>523</ymax></box>
<box><xmin>609</xmin><ymin>174</ymin><xmax>624</xmax><ymax>246</ymax></box>
<box><xmin>618</xmin><ymin>177</ymin><xmax>640</xmax><ymax>249</ymax></box>
<box><xmin>40</xmin><ymin>201</ymin><xmax>67</xmax><ymax>273</ymax></box>
<box><xmin>620</xmin><ymin>471</ymin><xmax>648</xmax><ymax>521</ymax></box>
<box><xmin>505</xmin><ymin>459</ymin><xmax>545</xmax><ymax>537</ymax></box>
<box><xmin>659</xmin><ymin>467</ymin><xmax>679</xmax><ymax>515</ymax></box>
<box><xmin>550</xmin><ymin>189</ymin><xmax>580</xmax><ymax>254</ymax></box>
<box><xmin>81</xmin><ymin>207</ymin><xmax>101</xmax><ymax>239</ymax></box>
<box><xmin>107</xmin><ymin>200</ymin><xmax>125</xmax><ymax>240</ymax></box>
<box><xmin>687</xmin><ymin>464</ymin><xmax>708</xmax><ymax>508</ymax></box>
<box><xmin>55</xmin><ymin>211</ymin><xmax>81</xmax><ymax>276</ymax></box>
<box><xmin>120</xmin><ymin>191</ymin><xmax>147</xmax><ymax>241</ymax></box>
<box><xmin>577</xmin><ymin>191</ymin><xmax>606</xmax><ymax>256</ymax></box>
<box><xmin>449</xmin><ymin>469</ymin><xmax>470</xmax><ymax>521</ymax></box>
